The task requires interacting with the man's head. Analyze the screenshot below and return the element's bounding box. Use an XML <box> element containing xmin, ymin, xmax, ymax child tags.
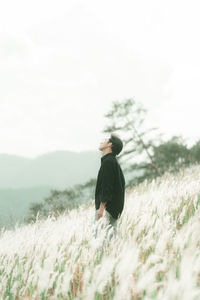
<box><xmin>109</xmin><ymin>133</ymin><xmax>123</xmax><ymax>155</ymax></box>
<box><xmin>99</xmin><ymin>133</ymin><xmax>123</xmax><ymax>156</ymax></box>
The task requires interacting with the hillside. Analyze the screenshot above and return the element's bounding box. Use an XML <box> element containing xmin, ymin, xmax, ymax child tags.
<box><xmin>0</xmin><ymin>186</ymin><xmax>53</xmax><ymax>229</ymax></box>
<box><xmin>0</xmin><ymin>164</ymin><xmax>200</xmax><ymax>299</ymax></box>
<box><xmin>0</xmin><ymin>150</ymin><xmax>100</xmax><ymax>189</ymax></box>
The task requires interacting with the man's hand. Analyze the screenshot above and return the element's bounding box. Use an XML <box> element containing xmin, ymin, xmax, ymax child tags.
<box><xmin>97</xmin><ymin>202</ymin><xmax>106</xmax><ymax>219</ymax></box>
<box><xmin>97</xmin><ymin>209</ymin><xmax>104</xmax><ymax>219</ymax></box>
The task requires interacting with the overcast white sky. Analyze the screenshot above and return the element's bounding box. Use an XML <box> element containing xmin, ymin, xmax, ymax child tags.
<box><xmin>0</xmin><ymin>0</ymin><xmax>199</xmax><ymax>158</ymax></box>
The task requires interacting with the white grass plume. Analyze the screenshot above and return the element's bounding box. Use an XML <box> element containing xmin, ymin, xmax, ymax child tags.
<box><xmin>0</xmin><ymin>165</ymin><xmax>200</xmax><ymax>299</ymax></box>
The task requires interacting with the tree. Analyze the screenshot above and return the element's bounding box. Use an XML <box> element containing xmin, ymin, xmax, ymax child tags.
<box><xmin>25</xmin><ymin>178</ymin><xmax>97</xmax><ymax>223</ymax></box>
<box><xmin>24</xmin><ymin>202</ymin><xmax>46</xmax><ymax>223</ymax></box>
<box><xmin>152</xmin><ymin>136</ymin><xmax>190</xmax><ymax>174</ymax></box>
<box><xmin>190</xmin><ymin>140</ymin><xmax>200</xmax><ymax>163</ymax></box>
<box><xmin>103</xmin><ymin>98</ymin><xmax>163</xmax><ymax>183</ymax></box>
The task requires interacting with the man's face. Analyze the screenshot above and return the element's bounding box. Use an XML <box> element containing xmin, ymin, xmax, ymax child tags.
<box><xmin>99</xmin><ymin>138</ymin><xmax>112</xmax><ymax>151</ymax></box>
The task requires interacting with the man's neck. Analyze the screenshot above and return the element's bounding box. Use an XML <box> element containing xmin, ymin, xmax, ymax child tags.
<box><xmin>102</xmin><ymin>149</ymin><xmax>112</xmax><ymax>156</ymax></box>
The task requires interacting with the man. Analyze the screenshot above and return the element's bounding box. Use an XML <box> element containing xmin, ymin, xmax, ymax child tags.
<box><xmin>94</xmin><ymin>133</ymin><xmax>125</xmax><ymax>241</ymax></box>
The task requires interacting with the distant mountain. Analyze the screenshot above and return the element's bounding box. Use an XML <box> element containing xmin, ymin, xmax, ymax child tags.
<box><xmin>0</xmin><ymin>186</ymin><xmax>53</xmax><ymax>229</ymax></box>
<box><xmin>0</xmin><ymin>151</ymin><xmax>101</xmax><ymax>189</ymax></box>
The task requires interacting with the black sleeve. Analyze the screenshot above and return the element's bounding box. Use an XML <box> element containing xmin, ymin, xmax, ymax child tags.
<box><xmin>100</xmin><ymin>160</ymin><xmax>115</xmax><ymax>204</ymax></box>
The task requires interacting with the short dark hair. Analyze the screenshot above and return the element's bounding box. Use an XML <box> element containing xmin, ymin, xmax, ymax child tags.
<box><xmin>109</xmin><ymin>133</ymin><xmax>123</xmax><ymax>156</ymax></box>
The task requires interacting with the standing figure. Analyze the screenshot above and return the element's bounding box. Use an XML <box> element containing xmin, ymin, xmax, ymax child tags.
<box><xmin>94</xmin><ymin>133</ymin><xmax>125</xmax><ymax>249</ymax></box>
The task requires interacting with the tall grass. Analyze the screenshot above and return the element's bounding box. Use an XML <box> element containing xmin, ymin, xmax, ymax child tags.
<box><xmin>0</xmin><ymin>165</ymin><xmax>200</xmax><ymax>299</ymax></box>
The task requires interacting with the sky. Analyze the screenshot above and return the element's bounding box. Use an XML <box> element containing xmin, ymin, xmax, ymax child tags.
<box><xmin>0</xmin><ymin>0</ymin><xmax>200</xmax><ymax>158</ymax></box>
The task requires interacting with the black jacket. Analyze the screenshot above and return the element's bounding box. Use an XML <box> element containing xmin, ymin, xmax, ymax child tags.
<box><xmin>95</xmin><ymin>152</ymin><xmax>125</xmax><ymax>219</ymax></box>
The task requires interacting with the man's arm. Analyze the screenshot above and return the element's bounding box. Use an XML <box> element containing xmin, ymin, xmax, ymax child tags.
<box><xmin>97</xmin><ymin>201</ymin><xmax>106</xmax><ymax>219</ymax></box>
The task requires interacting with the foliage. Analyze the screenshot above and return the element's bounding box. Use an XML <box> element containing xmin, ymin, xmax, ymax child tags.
<box><xmin>25</xmin><ymin>178</ymin><xmax>96</xmax><ymax>223</ymax></box>
<box><xmin>103</xmin><ymin>98</ymin><xmax>163</xmax><ymax>184</ymax></box>
<box><xmin>103</xmin><ymin>98</ymin><xmax>200</xmax><ymax>187</ymax></box>
<box><xmin>152</xmin><ymin>136</ymin><xmax>190</xmax><ymax>174</ymax></box>
<box><xmin>190</xmin><ymin>140</ymin><xmax>200</xmax><ymax>163</ymax></box>
<box><xmin>103</xmin><ymin>98</ymin><xmax>162</xmax><ymax>167</ymax></box>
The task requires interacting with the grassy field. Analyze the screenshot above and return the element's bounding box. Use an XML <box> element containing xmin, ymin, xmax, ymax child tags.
<box><xmin>0</xmin><ymin>164</ymin><xmax>200</xmax><ymax>299</ymax></box>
